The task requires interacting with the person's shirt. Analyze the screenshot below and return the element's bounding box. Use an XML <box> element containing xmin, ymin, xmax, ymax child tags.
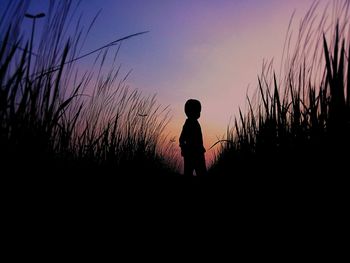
<box><xmin>179</xmin><ymin>118</ymin><xmax>205</xmax><ymax>155</ymax></box>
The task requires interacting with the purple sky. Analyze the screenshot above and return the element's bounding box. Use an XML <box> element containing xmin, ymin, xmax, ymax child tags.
<box><xmin>3</xmin><ymin>0</ymin><xmax>321</xmax><ymax>160</ymax></box>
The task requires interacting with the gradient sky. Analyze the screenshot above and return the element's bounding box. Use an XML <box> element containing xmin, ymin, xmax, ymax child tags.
<box><xmin>4</xmin><ymin>0</ymin><xmax>320</xmax><ymax>161</ymax></box>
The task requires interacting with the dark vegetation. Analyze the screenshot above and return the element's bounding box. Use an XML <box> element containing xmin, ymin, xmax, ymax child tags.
<box><xmin>210</xmin><ymin>1</ymin><xmax>350</xmax><ymax>183</ymax></box>
<box><xmin>0</xmin><ymin>1</ymin><xmax>179</xmax><ymax>178</ymax></box>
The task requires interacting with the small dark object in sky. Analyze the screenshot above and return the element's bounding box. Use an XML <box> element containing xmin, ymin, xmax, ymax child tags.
<box><xmin>25</xmin><ymin>13</ymin><xmax>45</xmax><ymax>19</ymax></box>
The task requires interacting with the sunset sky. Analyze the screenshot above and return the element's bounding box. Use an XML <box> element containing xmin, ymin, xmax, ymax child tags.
<box><xmin>3</xmin><ymin>0</ymin><xmax>321</xmax><ymax>161</ymax></box>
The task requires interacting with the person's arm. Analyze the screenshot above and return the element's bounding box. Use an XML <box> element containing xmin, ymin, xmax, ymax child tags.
<box><xmin>198</xmin><ymin>123</ymin><xmax>206</xmax><ymax>153</ymax></box>
<box><xmin>179</xmin><ymin>122</ymin><xmax>188</xmax><ymax>156</ymax></box>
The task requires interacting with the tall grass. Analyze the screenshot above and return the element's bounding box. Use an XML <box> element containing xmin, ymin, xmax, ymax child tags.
<box><xmin>0</xmin><ymin>1</ymin><xmax>179</xmax><ymax>176</ymax></box>
<box><xmin>211</xmin><ymin>0</ymin><xmax>350</xmax><ymax>176</ymax></box>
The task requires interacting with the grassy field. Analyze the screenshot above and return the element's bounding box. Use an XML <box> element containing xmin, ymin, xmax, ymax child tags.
<box><xmin>210</xmin><ymin>1</ymin><xmax>350</xmax><ymax>179</ymax></box>
<box><xmin>0</xmin><ymin>1</ymin><xmax>180</xmax><ymax>177</ymax></box>
<box><xmin>1</xmin><ymin>1</ymin><xmax>349</xmax><ymax>181</ymax></box>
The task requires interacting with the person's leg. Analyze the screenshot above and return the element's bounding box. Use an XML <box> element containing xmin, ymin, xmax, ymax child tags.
<box><xmin>194</xmin><ymin>154</ymin><xmax>207</xmax><ymax>176</ymax></box>
<box><xmin>184</xmin><ymin>157</ymin><xmax>194</xmax><ymax>176</ymax></box>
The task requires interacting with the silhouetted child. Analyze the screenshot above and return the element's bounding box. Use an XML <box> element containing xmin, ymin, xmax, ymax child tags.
<box><xmin>179</xmin><ymin>99</ymin><xmax>207</xmax><ymax>176</ymax></box>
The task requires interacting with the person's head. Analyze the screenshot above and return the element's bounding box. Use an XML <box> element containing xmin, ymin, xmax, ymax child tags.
<box><xmin>184</xmin><ymin>99</ymin><xmax>201</xmax><ymax>119</ymax></box>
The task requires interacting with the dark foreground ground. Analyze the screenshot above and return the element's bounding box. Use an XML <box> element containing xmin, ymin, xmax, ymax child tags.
<box><xmin>3</xmin><ymin>154</ymin><xmax>347</xmax><ymax>258</ymax></box>
<box><xmin>4</xmin><ymin>153</ymin><xmax>347</xmax><ymax>203</ymax></box>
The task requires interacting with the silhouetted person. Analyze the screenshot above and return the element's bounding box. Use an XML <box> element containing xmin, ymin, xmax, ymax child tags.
<box><xmin>179</xmin><ymin>99</ymin><xmax>207</xmax><ymax>176</ymax></box>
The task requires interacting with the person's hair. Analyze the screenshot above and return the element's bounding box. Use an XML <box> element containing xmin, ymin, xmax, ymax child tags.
<box><xmin>185</xmin><ymin>99</ymin><xmax>201</xmax><ymax>118</ymax></box>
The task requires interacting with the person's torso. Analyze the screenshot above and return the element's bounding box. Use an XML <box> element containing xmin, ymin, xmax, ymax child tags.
<box><xmin>183</xmin><ymin>119</ymin><xmax>204</xmax><ymax>152</ymax></box>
